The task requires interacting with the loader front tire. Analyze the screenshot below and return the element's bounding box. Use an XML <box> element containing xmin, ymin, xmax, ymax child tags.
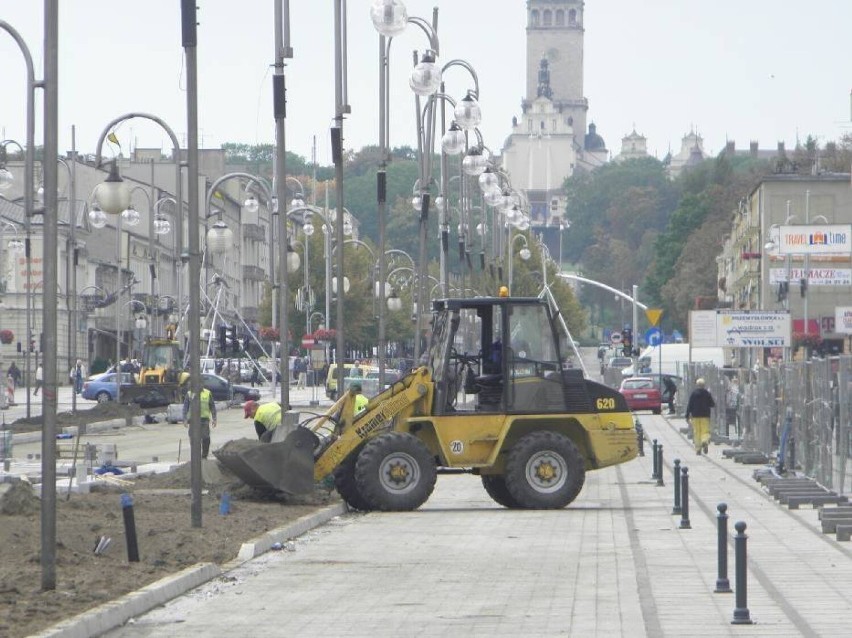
<box><xmin>505</xmin><ymin>431</ymin><xmax>585</xmax><ymax>509</ymax></box>
<box><xmin>481</xmin><ymin>475</ymin><xmax>522</xmax><ymax>509</ymax></box>
<box><xmin>333</xmin><ymin>446</ymin><xmax>373</xmax><ymax>512</ymax></box>
<box><xmin>355</xmin><ymin>432</ymin><xmax>436</xmax><ymax>511</ymax></box>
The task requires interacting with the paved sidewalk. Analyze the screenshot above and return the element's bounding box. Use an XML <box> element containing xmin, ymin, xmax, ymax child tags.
<box><xmin>87</xmin><ymin>412</ymin><xmax>852</xmax><ymax>637</ymax></box>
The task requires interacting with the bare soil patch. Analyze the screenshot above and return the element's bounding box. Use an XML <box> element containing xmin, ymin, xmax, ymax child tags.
<box><xmin>0</xmin><ymin>458</ymin><xmax>339</xmax><ymax>638</ymax></box>
<box><xmin>7</xmin><ymin>402</ymin><xmax>151</xmax><ymax>434</ymax></box>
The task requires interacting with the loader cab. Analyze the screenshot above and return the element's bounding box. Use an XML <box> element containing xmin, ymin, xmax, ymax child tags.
<box><xmin>429</xmin><ymin>297</ymin><xmax>574</xmax><ymax>415</ymax></box>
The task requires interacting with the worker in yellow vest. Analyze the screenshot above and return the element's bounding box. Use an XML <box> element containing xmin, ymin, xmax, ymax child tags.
<box><xmin>350</xmin><ymin>381</ymin><xmax>368</xmax><ymax>416</ymax></box>
<box><xmin>182</xmin><ymin>387</ymin><xmax>217</xmax><ymax>459</ymax></box>
<box><xmin>244</xmin><ymin>399</ymin><xmax>282</xmax><ymax>441</ymax></box>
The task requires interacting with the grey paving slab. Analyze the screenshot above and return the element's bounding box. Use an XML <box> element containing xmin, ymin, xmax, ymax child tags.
<box><xmin>86</xmin><ymin>413</ymin><xmax>852</xmax><ymax>637</ymax></box>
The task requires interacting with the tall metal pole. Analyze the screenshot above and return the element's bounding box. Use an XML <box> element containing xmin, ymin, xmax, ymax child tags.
<box><xmin>274</xmin><ymin>0</ymin><xmax>293</xmax><ymax>409</ymax></box>
<box><xmin>332</xmin><ymin>0</ymin><xmax>350</xmax><ymax>385</ymax></box>
<box><xmin>69</xmin><ymin>127</ymin><xmax>78</xmax><ymax>413</ymax></box>
<box><xmin>803</xmin><ymin>189</ymin><xmax>810</xmax><ymax>344</ymax></box>
<box><xmin>181</xmin><ymin>0</ymin><xmax>203</xmax><ymax>528</ymax></box>
<box><xmin>41</xmin><ymin>0</ymin><xmax>60</xmax><ymax>591</ymax></box>
<box><xmin>632</xmin><ymin>284</ymin><xmax>639</xmax><ymax>372</ymax></box>
<box><xmin>115</xmin><ymin>213</ymin><xmax>123</xmax><ymax>404</ymax></box>
<box><xmin>377</xmin><ymin>34</ymin><xmax>388</xmax><ymax>386</ymax></box>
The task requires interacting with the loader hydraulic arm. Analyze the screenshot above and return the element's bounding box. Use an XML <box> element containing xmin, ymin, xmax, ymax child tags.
<box><xmin>312</xmin><ymin>368</ymin><xmax>431</xmax><ymax>482</ymax></box>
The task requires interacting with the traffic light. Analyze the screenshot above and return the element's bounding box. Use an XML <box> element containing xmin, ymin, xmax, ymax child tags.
<box><xmin>621</xmin><ymin>328</ymin><xmax>633</xmax><ymax>357</ymax></box>
<box><xmin>218</xmin><ymin>325</ymin><xmax>227</xmax><ymax>351</ymax></box>
<box><xmin>229</xmin><ymin>327</ymin><xmax>240</xmax><ymax>354</ymax></box>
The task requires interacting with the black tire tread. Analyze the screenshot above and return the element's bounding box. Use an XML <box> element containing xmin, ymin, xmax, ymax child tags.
<box><xmin>354</xmin><ymin>432</ymin><xmax>436</xmax><ymax>512</ymax></box>
<box><xmin>505</xmin><ymin>431</ymin><xmax>585</xmax><ymax>509</ymax></box>
<box><xmin>481</xmin><ymin>475</ymin><xmax>522</xmax><ymax>508</ymax></box>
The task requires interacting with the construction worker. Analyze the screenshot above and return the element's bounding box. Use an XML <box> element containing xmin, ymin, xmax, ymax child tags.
<box><xmin>350</xmin><ymin>381</ymin><xmax>368</xmax><ymax>416</ymax></box>
<box><xmin>244</xmin><ymin>399</ymin><xmax>282</xmax><ymax>441</ymax></box>
<box><xmin>182</xmin><ymin>386</ymin><xmax>217</xmax><ymax>459</ymax></box>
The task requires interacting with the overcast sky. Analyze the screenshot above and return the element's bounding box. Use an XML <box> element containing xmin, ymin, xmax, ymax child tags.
<box><xmin>1</xmin><ymin>1</ymin><xmax>849</xmax><ymax>167</ymax></box>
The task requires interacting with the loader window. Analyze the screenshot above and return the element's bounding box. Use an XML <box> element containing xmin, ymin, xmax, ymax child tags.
<box><xmin>507</xmin><ymin>303</ymin><xmax>564</xmax><ymax>412</ymax></box>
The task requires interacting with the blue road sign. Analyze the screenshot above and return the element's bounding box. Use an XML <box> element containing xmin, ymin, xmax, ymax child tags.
<box><xmin>644</xmin><ymin>327</ymin><xmax>662</xmax><ymax>347</ymax></box>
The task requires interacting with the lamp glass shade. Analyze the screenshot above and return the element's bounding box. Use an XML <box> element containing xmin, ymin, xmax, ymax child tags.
<box><xmin>387</xmin><ymin>293</ymin><xmax>403</xmax><ymax>312</ymax></box>
<box><xmin>343</xmin><ymin>219</ymin><xmax>353</xmax><ymax>236</ymax></box>
<box><xmin>88</xmin><ymin>207</ymin><xmax>108</xmax><ymax>229</ymax></box>
<box><xmin>478</xmin><ymin>170</ymin><xmax>499</xmax><ymax>194</ymax></box>
<box><xmin>434</xmin><ymin>195</ymin><xmax>444</xmax><ymax>211</ymax></box>
<box><xmin>454</xmin><ymin>94</ymin><xmax>482</xmax><ymax>130</ymax></box>
<box><xmin>332</xmin><ymin>276</ymin><xmax>350</xmax><ymax>295</ymax></box>
<box><xmin>519</xmin><ymin>247</ymin><xmax>531</xmax><ymax>261</ymax></box>
<box><xmin>370</xmin><ymin>0</ymin><xmax>408</xmax><ymax>37</ymax></box>
<box><xmin>0</xmin><ymin>168</ymin><xmax>13</xmax><ymax>190</ymax></box>
<box><xmin>462</xmin><ymin>149</ymin><xmax>487</xmax><ymax>176</ymax></box>
<box><xmin>441</xmin><ymin>125</ymin><xmax>466</xmax><ymax>156</ymax></box>
<box><xmin>303</xmin><ymin>221</ymin><xmax>315</xmax><ymax>236</ymax></box>
<box><xmin>290</xmin><ymin>195</ymin><xmax>305</xmax><ymax>210</ymax></box>
<box><xmin>375</xmin><ymin>280</ymin><xmax>392</xmax><ymax>299</ymax></box>
<box><xmin>154</xmin><ymin>216</ymin><xmax>171</xmax><ymax>235</ymax></box>
<box><xmin>207</xmin><ymin>222</ymin><xmax>233</xmax><ymax>253</ymax></box>
<box><xmin>94</xmin><ymin>163</ymin><xmax>131</xmax><ymax>214</ymax></box>
<box><xmin>411</xmin><ymin>195</ymin><xmax>421</xmax><ymax>211</ymax></box>
<box><xmin>287</xmin><ymin>250</ymin><xmax>301</xmax><ymax>273</ymax></box>
<box><xmin>475</xmin><ymin>222</ymin><xmax>485</xmax><ymax>236</ymax></box>
<box><xmin>484</xmin><ymin>187</ymin><xmax>503</xmax><ymax>207</ymax></box>
<box><xmin>121</xmin><ymin>206</ymin><xmax>141</xmax><ymax>227</ymax></box>
<box><xmin>409</xmin><ymin>52</ymin><xmax>441</xmax><ymax>96</ymax></box>
<box><xmin>516</xmin><ymin>216</ymin><xmax>531</xmax><ymax>231</ymax></box>
<box><xmin>244</xmin><ymin>195</ymin><xmax>259</xmax><ymax>213</ymax></box>
<box><xmin>7</xmin><ymin>238</ymin><xmax>24</xmax><ymax>253</ymax></box>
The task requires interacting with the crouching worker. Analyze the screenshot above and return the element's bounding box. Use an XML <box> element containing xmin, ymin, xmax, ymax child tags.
<box><xmin>244</xmin><ymin>399</ymin><xmax>282</xmax><ymax>442</ymax></box>
<box><xmin>183</xmin><ymin>386</ymin><xmax>217</xmax><ymax>459</ymax></box>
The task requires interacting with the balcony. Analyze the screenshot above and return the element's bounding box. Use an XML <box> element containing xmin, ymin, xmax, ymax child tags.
<box><xmin>242</xmin><ymin>265</ymin><xmax>266</xmax><ymax>282</ymax></box>
<box><xmin>243</xmin><ymin>223</ymin><xmax>266</xmax><ymax>242</ymax></box>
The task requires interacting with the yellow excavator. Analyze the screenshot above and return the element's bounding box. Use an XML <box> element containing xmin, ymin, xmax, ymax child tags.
<box><xmin>216</xmin><ymin>295</ymin><xmax>638</xmax><ymax>511</ymax></box>
<box><xmin>119</xmin><ymin>336</ymin><xmax>189</xmax><ymax>406</ymax></box>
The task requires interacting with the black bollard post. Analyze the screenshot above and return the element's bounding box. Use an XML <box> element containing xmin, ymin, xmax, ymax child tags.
<box><xmin>731</xmin><ymin>521</ymin><xmax>753</xmax><ymax>624</ymax></box>
<box><xmin>672</xmin><ymin>459</ymin><xmax>682</xmax><ymax>515</ymax></box>
<box><xmin>636</xmin><ymin>420</ymin><xmax>645</xmax><ymax>457</ymax></box>
<box><xmin>121</xmin><ymin>493</ymin><xmax>140</xmax><ymax>562</ymax></box>
<box><xmin>715</xmin><ymin>503</ymin><xmax>731</xmax><ymax>593</ymax></box>
<box><xmin>656</xmin><ymin>444</ymin><xmax>665</xmax><ymax>487</ymax></box>
<box><xmin>651</xmin><ymin>439</ymin><xmax>659</xmax><ymax>479</ymax></box>
<box><xmin>679</xmin><ymin>467</ymin><xmax>691</xmax><ymax>529</ymax></box>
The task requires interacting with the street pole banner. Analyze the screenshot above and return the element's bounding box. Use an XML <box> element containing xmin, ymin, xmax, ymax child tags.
<box><xmin>770</xmin><ymin>267</ymin><xmax>852</xmax><ymax>285</ymax></box>
<box><xmin>836</xmin><ymin>307</ymin><xmax>852</xmax><ymax>335</ymax></box>
<box><xmin>716</xmin><ymin>310</ymin><xmax>791</xmax><ymax>347</ymax></box>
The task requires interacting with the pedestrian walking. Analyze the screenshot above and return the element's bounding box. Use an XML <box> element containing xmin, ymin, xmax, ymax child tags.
<box><xmin>685</xmin><ymin>378</ymin><xmax>715</xmax><ymax>455</ymax></box>
<box><xmin>250</xmin><ymin>365</ymin><xmax>260</xmax><ymax>388</ymax></box>
<box><xmin>33</xmin><ymin>363</ymin><xmax>44</xmax><ymax>396</ymax></box>
<box><xmin>662</xmin><ymin>375</ymin><xmax>677</xmax><ymax>414</ymax></box>
<box><xmin>182</xmin><ymin>385</ymin><xmax>217</xmax><ymax>459</ymax></box>
<box><xmin>69</xmin><ymin>359</ymin><xmax>85</xmax><ymax>394</ymax></box>
<box><xmin>7</xmin><ymin>362</ymin><xmax>21</xmax><ymax>389</ymax></box>
<box><xmin>350</xmin><ymin>360</ymin><xmax>363</xmax><ymax>378</ymax></box>
<box><xmin>295</xmin><ymin>356</ymin><xmax>307</xmax><ymax>390</ymax></box>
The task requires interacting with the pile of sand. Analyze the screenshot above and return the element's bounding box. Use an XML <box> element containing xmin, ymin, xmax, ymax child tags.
<box><xmin>0</xmin><ymin>479</ymin><xmax>40</xmax><ymax>516</ymax></box>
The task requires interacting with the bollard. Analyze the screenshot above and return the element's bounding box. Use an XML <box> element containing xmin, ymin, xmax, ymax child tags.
<box><xmin>651</xmin><ymin>439</ymin><xmax>659</xmax><ymax>479</ymax></box>
<box><xmin>672</xmin><ymin>459</ymin><xmax>682</xmax><ymax>514</ymax></box>
<box><xmin>714</xmin><ymin>503</ymin><xmax>732</xmax><ymax>593</ymax></box>
<box><xmin>636</xmin><ymin>420</ymin><xmax>645</xmax><ymax>457</ymax></box>
<box><xmin>656</xmin><ymin>444</ymin><xmax>665</xmax><ymax>487</ymax></box>
<box><xmin>731</xmin><ymin>521</ymin><xmax>753</xmax><ymax>624</ymax></box>
<box><xmin>679</xmin><ymin>467</ymin><xmax>691</xmax><ymax>529</ymax></box>
<box><xmin>121</xmin><ymin>493</ymin><xmax>140</xmax><ymax>562</ymax></box>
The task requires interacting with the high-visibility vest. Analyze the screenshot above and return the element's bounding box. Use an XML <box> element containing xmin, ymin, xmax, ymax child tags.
<box><xmin>187</xmin><ymin>388</ymin><xmax>213</xmax><ymax>419</ymax></box>
<box><xmin>255</xmin><ymin>402</ymin><xmax>282</xmax><ymax>430</ymax></box>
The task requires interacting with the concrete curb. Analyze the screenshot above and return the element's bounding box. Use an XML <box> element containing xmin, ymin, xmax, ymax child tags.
<box><xmin>32</xmin><ymin>501</ymin><xmax>349</xmax><ymax>638</ymax></box>
<box><xmin>31</xmin><ymin>563</ymin><xmax>221</xmax><ymax>638</ymax></box>
<box><xmin>11</xmin><ymin>416</ymin><xmax>147</xmax><ymax>445</ymax></box>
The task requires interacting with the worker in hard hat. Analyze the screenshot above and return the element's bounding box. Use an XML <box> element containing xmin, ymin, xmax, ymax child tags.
<box><xmin>350</xmin><ymin>381</ymin><xmax>368</xmax><ymax>416</ymax></box>
<box><xmin>244</xmin><ymin>399</ymin><xmax>282</xmax><ymax>441</ymax></box>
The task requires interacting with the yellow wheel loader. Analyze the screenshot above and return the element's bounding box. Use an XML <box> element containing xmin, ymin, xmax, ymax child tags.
<box><xmin>216</xmin><ymin>296</ymin><xmax>638</xmax><ymax>511</ymax></box>
<box><xmin>119</xmin><ymin>336</ymin><xmax>189</xmax><ymax>407</ymax></box>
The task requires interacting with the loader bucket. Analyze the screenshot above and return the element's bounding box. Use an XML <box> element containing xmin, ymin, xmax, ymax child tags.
<box><xmin>214</xmin><ymin>428</ymin><xmax>319</xmax><ymax>495</ymax></box>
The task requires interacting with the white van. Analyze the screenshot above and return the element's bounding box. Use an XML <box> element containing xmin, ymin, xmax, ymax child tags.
<box><xmin>621</xmin><ymin>343</ymin><xmax>725</xmax><ymax>377</ymax></box>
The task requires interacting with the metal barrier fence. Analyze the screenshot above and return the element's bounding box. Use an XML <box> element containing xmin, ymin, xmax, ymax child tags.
<box><xmin>678</xmin><ymin>356</ymin><xmax>852</xmax><ymax>493</ymax></box>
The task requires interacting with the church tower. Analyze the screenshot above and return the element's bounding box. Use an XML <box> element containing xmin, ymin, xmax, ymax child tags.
<box><xmin>524</xmin><ymin>0</ymin><xmax>588</xmax><ymax>154</ymax></box>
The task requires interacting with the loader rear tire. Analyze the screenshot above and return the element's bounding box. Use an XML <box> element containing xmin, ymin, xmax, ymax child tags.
<box><xmin>505</xmin><ymin>431</ymin><xmax>585</xmax><ymax>509</ymax></box>
<box><xmin>355</xmin><ymin>432</ymin><xmax>437</xmax><ymax>511</ymax></box>
<box><xmin>333</xmin><ymin>447</ymin><xmax>373</xmax><ymax>512</ymax></box>
<box><xmin>481</xmin><ymin>475</ymin><xmax>522</xmax><ymax>508</ymax></box>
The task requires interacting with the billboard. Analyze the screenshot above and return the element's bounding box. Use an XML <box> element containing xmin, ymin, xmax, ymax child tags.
<box><xmin>778</xmin><ymin>224</ymin><xmax>852</xmax><ymax>255</ymax></box>
<box><xmin>769</xmin><ymin>267</ymin><xmax>852</xmax><ymax>286</ymax></box>
<box><xmin>836</xmin><ymin>307</ymin><xmax>852</xmax><ymax>335</ymax></box>
<box><xmin>689</xmin><ymin>310</ymin><xmax>791</xmax><ymax>348</ymax></box>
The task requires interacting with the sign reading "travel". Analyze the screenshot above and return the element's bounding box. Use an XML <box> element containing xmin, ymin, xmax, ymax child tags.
<box><xmin>778</xmin><ymin>224</ymin><xmax>852</xmax><ymax>255</ymax></box>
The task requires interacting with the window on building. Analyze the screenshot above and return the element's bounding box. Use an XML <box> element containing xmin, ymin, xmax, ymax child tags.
<box><xmin>530</xmin><ymin>10</ymin><xmax>539</xmax><ymax>26</ymax></box>
<box><xmin>543</xmin><ymin>10</ymin><xmax>552</xmax><ymax>26</ymax></box>
<box><xmin>569</xmin><ymin>9</ymin><xmax>577</xmax><ymax>24</ymax></box>
<box><xmin>555</xmin><ymin>10</ymin><xmax>564</xmax><ymax>26</ymax></box>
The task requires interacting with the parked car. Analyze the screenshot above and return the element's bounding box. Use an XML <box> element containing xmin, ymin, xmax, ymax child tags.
<box><xmin>618</xmin><ymin>376</ymin><xmax>662</xmax><ymax>414</ymax></box>
<box><xmin>81</xmin><ymin>372</ymin><xmax>138</xmax><ymax>403</ymax></box>
<box><xmin>200</xmin><ymin>372</ymin><xmax>260</xmax><ymax>403</ymax></box>
<box><xmin>607</xmin><ymin>356</ymin><xmax>633</xmax><ymax>370</ymax></box>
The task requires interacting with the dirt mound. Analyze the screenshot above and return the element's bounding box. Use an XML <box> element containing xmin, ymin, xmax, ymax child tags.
<box><xmin>10</xmin><ymin>402</ymin><xmax>150</xmax><ymax>434</ymax></box>
<box><xmin>134</xmin><ymin>459</ymin><xmax>241</xmax><ymax>491</ymax></box>
<box><xmin>0</xmin><ymin>479</ymin><xmax>40</xmax><ymax>515</ymax></box>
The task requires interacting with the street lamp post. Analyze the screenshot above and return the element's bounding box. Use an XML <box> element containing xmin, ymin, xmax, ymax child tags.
<box><xmin>507</xmin><ymin>233</ymin><xmax>532</xmax><ymax>293</ymax></box>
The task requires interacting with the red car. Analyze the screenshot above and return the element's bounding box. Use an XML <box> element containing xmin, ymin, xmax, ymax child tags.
<box><xmin>619</xmin><ymin>377</ymin><xmax>662</xmax><ymax>414</ymax></box>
